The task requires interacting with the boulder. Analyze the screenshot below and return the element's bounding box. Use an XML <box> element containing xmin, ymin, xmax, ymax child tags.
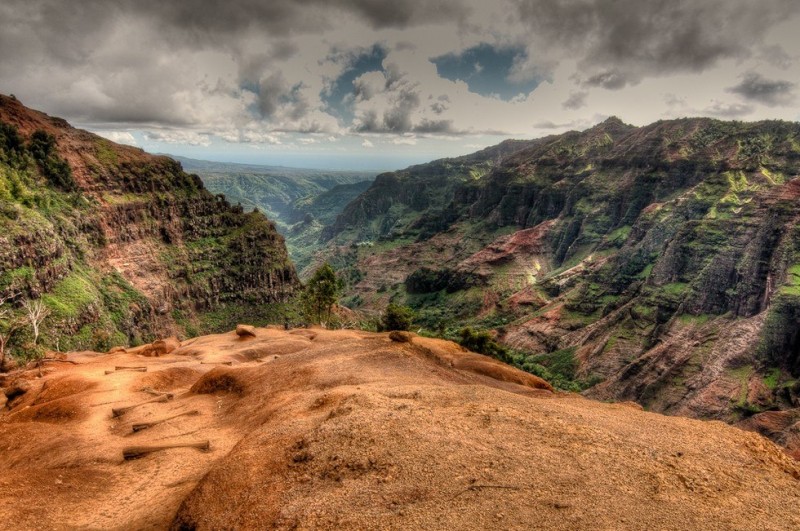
<box><xmin>0</xmin><ymin>357</ymin><xmax>18</xmax><ymax>373</ymax></box>
<box><xmin>109</xmin><ymin>346</ymin><xmax>127</xmax><ymax>354</ymax></box>
<box><xmin>141</xmin><ymin>337</ymin><xmax>180</xmax><ymax>357</ymax></box>
<box><xmin>236</xmin><ymin>325</ymin><xmax>257</xmax><ymax>338</ymax></box>
<box><xmin>389</xmin><ymin>331</ymin><xmax>414</xmax><ymax>343</ymax></box>
<box><xmin>4</xmin><ymin>378</ymin><xmax>31</xmax><ymax>400</ymax></box>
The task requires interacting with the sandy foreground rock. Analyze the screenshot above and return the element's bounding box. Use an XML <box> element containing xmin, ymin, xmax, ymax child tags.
<box><xmin>0</xmin><ymin>327</ymin><xmax>798</xmax><ymax>530</ymax></box>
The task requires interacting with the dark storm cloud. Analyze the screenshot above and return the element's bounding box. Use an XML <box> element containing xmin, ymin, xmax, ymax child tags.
<box><xmin>583</xmin><ymin>71</ymin><xmax>627</xmax><ymax>90</ymax></box>
<box><xmin>703</xmin><ymin>101</ymin><xmax>754</xmax><ymax>118</ymax></box>
<box><xmin>238</xmin><ymin>43</ymin><xmax>301</xmax><ymax>86</ymax></box>
<box><xmin>3</xmin><ymin>0</ymin><xmax>470</xmax><ymax>61</ymax></box>
<box><xmin>727</xmin><ymin>72</ymin><xmax>796</xmax><ymax>107</ymax></box>
<box><xmin>255</xmin><ymin>73</ymin><xmax>289</xmax><ymax>118</ymax></box>
<box><xmin>413</xmin><ymin>119</ymin><xmax>455</xmax><ymax>133</ymax></box>
<box><xmin>36</xmin><ymin>0</ymin><xmax>469</xmax><ymax>41</ymax></box>
<box><xmin>562</xmin><ymin>91</ymin><xmax>587</xmax><ymax>110</ymax></box>
<box><xmin>3</xmin><ymin>0</ymin><xmax>798</xmax><ymax>142</ymax></box>
<box><xmin>352</xmin><ymin>84</ymin><xmax>461</xmax><ymax>134</ymax></box>
<box><xmin>327</xmin><ymin>0</ymin><xmax>469</xmax><ymax>28</ymax></box>
<box><xmin>0</xmin><ymin>0</ymin><xmax>468</xmax><ymax>126</ymax></box>
<box><xmin>515</xmin><ymin>0</ymin><xmax>800</xmax><ymax>89</ymax></box>
<box><xmin>533</xmin><ymin>120</ymin><xmax>578</xmax><ymax>129</ymax></box>
<box><xmin>375</xmin><ymin>86</ymin><xmax>421</xmax><ymax>132</ymax></box>
<box><xmin>430</xmin><ymin>101</ymin><xmax>448</xmax><ymax>114</ymax></box>
<box><xmin>251</xmin><ymin>74</ymin><xmax>311</xmax><ymax>122</ymax></box>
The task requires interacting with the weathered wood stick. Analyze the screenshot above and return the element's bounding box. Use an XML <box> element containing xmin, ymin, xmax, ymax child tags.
<box><xmin>140</xmin><ymin>387</ymin><xmax>179</xmax><ymax>397</ymax></box>
<box><xmin>199</xmin><ymin>361</ymin><xmax>233</xmax><ymax>366</ymax></box>
<box><xmin>39</xmin><ymin>358</ymin><xmax>79</xmax><ymax>365</ymax></box>
<box><xmin>123</xmin><ymin>440</ymin><xmax>210</xmax><ymax>460</ymax></box>
<box><xmin>112</xmin><ymin>395</ymin><xmax>171</xmax><ymax>417</ymax></box>
<box><xmin>105</xmin><ymin>367</ymin><xmax>147</xmax><ymax>375</ymax></box>
<box><xmin>132</xmin><ymin>410</ymin><xmax>201</xmax><ymax>433</ymax></box>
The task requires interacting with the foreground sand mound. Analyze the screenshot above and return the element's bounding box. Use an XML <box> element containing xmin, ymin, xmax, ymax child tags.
<box><xmin>1</xmin><ymin>327</ymin><xmax>798</xmax><ymax>530</ymax></box>
<box><xmin>138</xmin><ymin>367</ymin><xmax>201</xmax><ymax>392</ymax></box>
<box><xmin>190</xmin><ymin>367</ymin><xmax>248</xmax><ymax>395</ymax></box>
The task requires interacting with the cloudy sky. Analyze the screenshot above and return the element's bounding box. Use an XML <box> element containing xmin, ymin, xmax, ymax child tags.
<box><xmin>2</xmin><ymin>0</ymin><xmax>800</xmax><ymax>170</ymax></box>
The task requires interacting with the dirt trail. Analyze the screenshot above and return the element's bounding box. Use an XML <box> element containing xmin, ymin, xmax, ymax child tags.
<box><xmin>1</xmin><ymin>327</ymin><xmax>798</xmax><ymax>530</ymax></box>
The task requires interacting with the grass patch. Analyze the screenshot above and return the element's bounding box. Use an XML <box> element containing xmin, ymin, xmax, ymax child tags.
<box><xmin>661</xmin><ymin>282</ymin><xmax>690</xmax><ymax>296</ymax></box>
<box><xmin>529</xmin><ymin>347</ymin><xmax>578</xmax><ymax>381</ymax></box>
<box><xmin>637</xmin><ymin>263</ymin><xmax>654</xmax><ymax>280</ymax></box>
<box><xmin>42</xmin><ymin>270</ymin><xmax>98</xmax><ymax>318</ymax></box>
<box><xmin>95</xmin><ymin>140</ymin><xmax>119</xmax><ymax>166</ymax></box>
<box><xmin>727</xmin><ymin>365</ymin><xmax>753</xmax><ymax>409</ymax></box>
<box><xmin>779</xmin><ymin>264</ymin><xmax>800</xmax><ymax>296</ymax></box>
<box><xmin>677</xmin><ymin>313</ymin><xmax>712</xmax><ymax>325</ymax></box>
<box><xmin>606</xmin><ymin>225</ymin><xmax>631</xmax><ymax>246</ymax></box>
<box><xmin>763</xmin><ymin>368</ymin><xmax>781</xmax><ymax>390</ymax></box>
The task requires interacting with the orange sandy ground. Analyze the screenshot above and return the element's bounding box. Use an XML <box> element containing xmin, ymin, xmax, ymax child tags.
<box><xmin>0</xmin><ymin>327</ymin><xmax>798</xmax><ymax>530</ymax></box>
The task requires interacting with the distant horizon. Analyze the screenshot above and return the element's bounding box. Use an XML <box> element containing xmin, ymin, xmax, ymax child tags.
<box><xmin>153</xmin><ymin>143</ymin><xmax>469</xmax><ymax>173</ymax></box>
<box><xmin>163</xmin><ymin>151</ymin><xmax>401</xmax><ymax>174</ymax></box>
<box><xmin>144</xmin><ymin>112</ymin><xmax>800</xmax><ymax>173</ymax></box>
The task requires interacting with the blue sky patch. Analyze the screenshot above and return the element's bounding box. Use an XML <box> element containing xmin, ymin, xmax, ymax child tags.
<box><xmin>431</xmin><ymin>43</ymin><xmax>540</xmax><ymax>101</ymax></box>
<box><xmin>323</xmin><ymin>45</ymin><xmax>387</xmax><ymax>121</ymax></box>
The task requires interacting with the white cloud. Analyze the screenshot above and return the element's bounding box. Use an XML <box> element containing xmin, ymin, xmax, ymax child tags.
<box><xmin>144</xmin><ymin>130</ymin><xmax>212</xmax><ymax>146</ymax></box>
<box><xmin>95</xmin><ymin>131</ymin><xmax>138</xmax><ymax>146</ymax></box>
<box><xmin>392</xmin><ymin>135</ymin><xmax>418</xmax><ymax>145</ymax></box>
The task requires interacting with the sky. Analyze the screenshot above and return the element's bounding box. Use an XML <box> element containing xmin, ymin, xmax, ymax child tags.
<box><xmin>2</xmin><ymin>0</ymin><xmax>800</xmax><ymax>171</ymax></box>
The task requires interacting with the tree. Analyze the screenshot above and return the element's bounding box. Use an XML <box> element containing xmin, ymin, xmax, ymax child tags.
<box><xmin>22</xmin><ymin>299</ymin><xmax>50</xmax><ymax>346</ymax></box>
<box><xmin>458</xmin><ymin>327</ymin><xmax>511</xmax><ymax>363</ymax></box>
<box><xmin>302</xmin><ymin>263</ymin><xmax>341</xmax><ymax>325</ymax></box>
<box><xmin>0</xmin><ymin>293</ymin><xmax>21</xmax><ymax>370</ymax></box>
<box><xmin>380</xmin><ymin>303</ymin><xmax>415</xmax><ymax>332</ymax></box>
<box><xmin>29</xmin><ymin>130</ymin><xmax>76</xmax><ymax>191</ymax></box>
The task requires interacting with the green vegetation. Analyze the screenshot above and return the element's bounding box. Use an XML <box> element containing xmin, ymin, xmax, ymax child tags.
<box><xmin>458</xmin><ymin>327</ymin><xmax>512</xmax><ymax>363</ymax></box>
<box><xmin>677</xmin><ymin>313</ymin><xmax>712</xmax><ymax>325</ymax></box>
<box><xmin>517</xmin><ymin>347</ymin><xmax>603</xmax><ymax>392</ymax></box>
<box><xmin>42</xmin><ymin>270</ymin><xmax>97</xmax><ymax>319</ymax></box>
<box><xmin>727</xmin><ymin>365</ymin><xmax>760</xmax><ymax>415</ymax></box>
<box><xmin>763</xmin><ymin>368</ymin><xmax>781</xmax><ymax>390</ymax></box>
<box><xmin>780</xmin><ymin>264</ymin><xmax>800</xmax><ymax>296</ymax></box>
<box><xmin>660</xmin><ymin>282</ymin><xmax>690</xmax><ymax>296</ymax></box>
<box><xmin>301</xmin><ymin>263</ymin><xmax>341</xmax><ymax>324</ymax></box>
<box><xmin>183</xmin><ymin>156</ymin><xmax>374</xmax><ymax>274</ymax></box>
<box><xmin>94</xmin><ymin>139</ymin><xmax>119</xmax><ymax>166</ymax></box>
<box><xmin>379</xmin><ymin>303</ymin><xmax>415</xmax><ymax>332</ymax></box>
<box><xmin>29</xmin><ymin>130</ymin><xmax>77</xmax><ymax>192</ymax></box>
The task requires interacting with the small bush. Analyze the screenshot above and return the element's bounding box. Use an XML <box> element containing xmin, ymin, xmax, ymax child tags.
<box><xmin>29</xmin><ymin>130</ymin><xmax>77</xmax><ymax>192</ymax></box>
<box><xmin>380</xmin><ymin>303</ymin><xmax>415</xmax><ymax>331</ymax></box>
<box><xmin>92</xmin><ymin>329</ymin><xmax>112</xmax><ymax>352</ymax></box>
<box><xmin>458</xmin><ymin>327</ymin><xmax>511</xmax><ymax>363</ymax></box>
